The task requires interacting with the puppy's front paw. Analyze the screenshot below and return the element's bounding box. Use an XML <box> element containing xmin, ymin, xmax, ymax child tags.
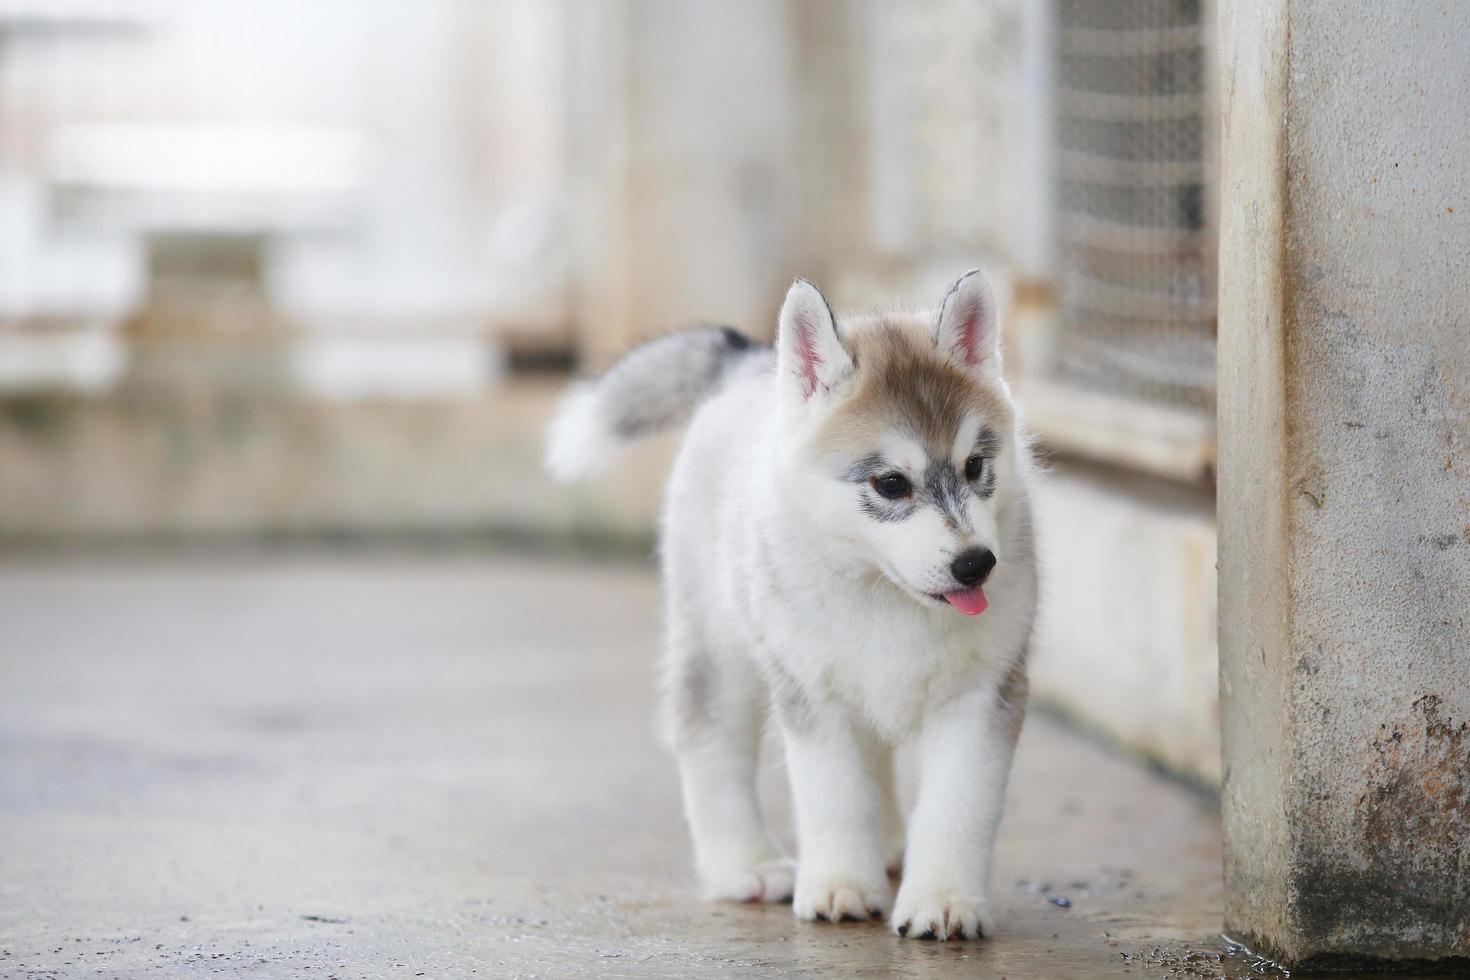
<box><xmin>702</xmin><ymin>857</ymin><xmax>796</xmax><ymax>904</ymax></box>
<box><xmin>890</xmin><ymin>887</ymin><xmax>995</xmax><ymax>941</ymax></box>
<box><xmin>793</xmin><ymin>872</ymin><xmax>892</xmax><ymax>923</ymax></box>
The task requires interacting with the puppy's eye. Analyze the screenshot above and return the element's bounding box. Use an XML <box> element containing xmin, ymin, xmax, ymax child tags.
<box><xmin>870</xmin><ymin>472</ymin><xmax>912</xmax><ymax>500</ymax></box>
<box><xmin>964</xmin><ymin>454</ymin><xmax>984</xmax><ymax>481</ymax></box>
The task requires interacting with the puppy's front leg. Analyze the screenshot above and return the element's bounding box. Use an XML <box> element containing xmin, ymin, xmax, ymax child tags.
<box><xmin>891</xmin><ymin>673</ymin><xmax>1025</xmax><ymax>940</ymax></box>
<box><xmin>782</xmin><ymin>708</ymin><xmax>893</xmax><ymax>922</ymax></box>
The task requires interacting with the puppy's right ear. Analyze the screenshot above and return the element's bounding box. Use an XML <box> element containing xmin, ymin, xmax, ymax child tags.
<box><xmin>934</xmin><ymin>268</ymin><xmax>1001</xmax><ymax>377</ymax></box>
<box><xmin>778</xmin><ymin>278</ymin><xmax>852</xmax><ymax>400</ymax></box>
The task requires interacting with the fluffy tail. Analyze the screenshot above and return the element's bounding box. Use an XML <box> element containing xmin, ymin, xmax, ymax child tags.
<box><xmin>545</xmin><ymin>325</ymin><xmax>766</xmax><ymax>481</ymax></box>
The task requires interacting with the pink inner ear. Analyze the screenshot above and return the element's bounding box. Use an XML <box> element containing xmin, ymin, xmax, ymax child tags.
<box><xmin>792</xmin><ymin>310</ymin><xmax>825</xmax><ymax>398</ymax></box>
<box><xmin>951</xmin><ymin>295</ymin><xmax>989</xmax><ymax>366</ymax></box>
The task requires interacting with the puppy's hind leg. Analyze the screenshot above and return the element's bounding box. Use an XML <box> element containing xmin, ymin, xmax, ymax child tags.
<box><xmin>664</xmin><ymin>638</ymin><xmax>793</xmax><ymax>903</ymax></box>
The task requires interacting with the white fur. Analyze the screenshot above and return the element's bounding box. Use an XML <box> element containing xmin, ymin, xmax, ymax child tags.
<box><xmin>549</xmin><ymin>269</ymin><xmax>1038</xmax><ymax>941</ymax></box>
<box><xmin>543</xmin><ymin>383</ymin><xmax>615</xmax><ymax>481</ymax></box>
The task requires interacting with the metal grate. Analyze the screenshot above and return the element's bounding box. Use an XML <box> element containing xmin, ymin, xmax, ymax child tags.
<box><xmin>1052</xmin><ymin>0</ymin><xmax>1215</xmax><ymax>414</ymax></box>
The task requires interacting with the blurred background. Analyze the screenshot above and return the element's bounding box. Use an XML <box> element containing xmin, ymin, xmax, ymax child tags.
<box><xmin>0</xmin><ymin>0</ymin><xmax>1218</xmax><ymax>785</ymax></box>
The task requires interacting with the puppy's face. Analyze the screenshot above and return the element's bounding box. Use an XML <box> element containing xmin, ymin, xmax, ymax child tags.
<box><xmin>776</xmin><ymin>272</ymin><xmax>1016</xmax><ymax>615</ymax></box>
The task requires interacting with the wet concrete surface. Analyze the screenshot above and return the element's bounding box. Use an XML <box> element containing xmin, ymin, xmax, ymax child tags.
<box><xmin>0</xmin><ymin>553</ymin><xmax>1400</xmax><ymax>977</ymax></box>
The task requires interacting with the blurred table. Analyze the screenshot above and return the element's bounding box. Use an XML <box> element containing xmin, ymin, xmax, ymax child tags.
<box><xmin>0</xmin><ymin>1</ymin><xmax>151</xmax><ymax>47</ymax></box>
<box><xmin>45</xmin><ymin>121</ymin><xmax>368</xmax><ymax>390</ymax></box>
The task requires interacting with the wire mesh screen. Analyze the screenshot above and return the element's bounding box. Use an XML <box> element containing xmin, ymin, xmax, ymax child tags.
<box><xmin>1052</xmin><ymin>0</ymin><xmax>1215</xmax><ymax>414</ymax></box>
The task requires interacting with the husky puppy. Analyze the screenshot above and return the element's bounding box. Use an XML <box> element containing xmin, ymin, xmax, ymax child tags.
<box><xmin>546</xmin><ymin>269</ymin><xmax>1037</xmax><ymax>940</ymax></box>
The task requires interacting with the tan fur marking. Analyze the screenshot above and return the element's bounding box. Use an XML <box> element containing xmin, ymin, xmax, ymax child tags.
<box><xmin>814</xmin><ymin>316</ymin><xmax>1013</xmax><ymax>465</ymax></box>
<box><xmin>996</xmin><ymin>652</ymin><xmax>1030</xmax><ymax>741</ymax></box>
<box><xmin>667</xmin><ymin>652</ymin><xmax>719</xmax><ymax>746</ymax></box>
<box><xmin>766</xmin><ymin>659</ymin><xmax>815</xmax><ymax>734</ymax></box>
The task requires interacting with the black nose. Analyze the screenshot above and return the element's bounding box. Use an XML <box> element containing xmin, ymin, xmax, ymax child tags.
<box><xmin>950</xmin><ymin>548</ymin><xmax>996</xmax><ymax>588</ymax></box>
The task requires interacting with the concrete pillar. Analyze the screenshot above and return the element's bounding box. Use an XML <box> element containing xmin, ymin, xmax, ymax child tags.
<box><xmin>564</xmin><ymin>0</ymin><xmax>800</xmax><ymax>368</ymax></box>
<box><xmin>789</xmin><ymin>0</ymin><xmax>871</xmax><ymax>289</ymax></box>
<box><xmin>1218</xmin><ymin>1</ymin><xmax>1469</xmax><ymax>969</ymax></box>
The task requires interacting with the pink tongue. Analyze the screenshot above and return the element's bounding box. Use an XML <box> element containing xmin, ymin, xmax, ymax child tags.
<box><xmin>943</xmin><ymin>586</ymin><xmax>989</xmax><ymax>616</ymax></box>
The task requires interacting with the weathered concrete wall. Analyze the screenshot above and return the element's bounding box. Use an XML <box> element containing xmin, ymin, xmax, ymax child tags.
<box><xmin>1030</xmin><ymin>465</ymin><xmax>1219</xmax><ymax>784</ymax></box>
<box><xmin>1218</xmin><ymin>0</ymin><xmax>1470</xmax><ymax>967</ymax></box>
<box><xmin>0</xmin><ymin>380</ymin><xmax>674</xmax><ymax>548</ymax></box>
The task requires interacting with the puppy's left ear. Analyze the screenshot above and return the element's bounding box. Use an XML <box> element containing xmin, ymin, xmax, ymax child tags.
<box><xmin>934</xmin><ymin>268</ymin><xmax>1001</xmax><ymax>374</ymax></box>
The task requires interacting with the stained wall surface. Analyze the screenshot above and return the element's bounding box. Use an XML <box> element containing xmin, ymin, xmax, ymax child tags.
<box><xmin>1218</xmin><ymin>0</ymin><xmax>1470</xmax><ymax>966</ymax></box>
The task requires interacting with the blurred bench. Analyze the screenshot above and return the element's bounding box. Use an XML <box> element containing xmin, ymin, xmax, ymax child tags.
<box><xmin>45</xmin><ymin>121</ymin><xmax>367</xmax><ymax>390</ymax></box>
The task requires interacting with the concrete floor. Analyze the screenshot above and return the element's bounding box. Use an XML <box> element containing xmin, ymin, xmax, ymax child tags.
<box><xmin>0</xmin><ymin>553</ymin><xmax>1252</xmax><ymax>978</ymax></box>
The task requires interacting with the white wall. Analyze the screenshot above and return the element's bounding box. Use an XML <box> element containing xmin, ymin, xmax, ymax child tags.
<box><xmin>1030</xmin><ymin>465</ymin><xmax>1219</xmax><ymax>782</ymax></box>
